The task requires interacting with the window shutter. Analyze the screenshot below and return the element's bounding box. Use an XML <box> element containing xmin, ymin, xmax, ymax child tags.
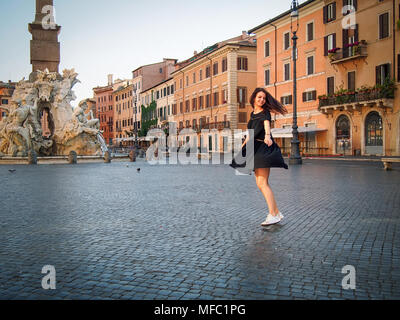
<box><xmin>280</xmin><ymin>97</ymin><xmax>284</xmax><ymax>104</ymax></box>
<box><xmin>302</xmin><ymin>92</ymin><xmax>307</xmax><ymax>102</ymax></box>
<box><xmin>312</xmin><ymin>91</ymin><xmax>317</xmax><ymax>101</ymax></box>
<box><xmin>324</xmin><ymin>36</ymin><xmax>328</xmax><ymax>56</ymax></box>
<box><xmin>379</xmin><ymin>14</ymin><xmax>383</xmax><ymax>39</ymax></box>
<box><xmin>343</xmin><ymin>0</ymin><xmax>348</xmax><ymax>15</ymax></box>
<box><xmin>355</xmin><ymin>24</ymin><xmax>359</xmax><ymax>42</ymax></box>
<box><xmin>354</xmin><ymin>0</ymin><xmax>357</xmax><ymax>11</ymax></box>
<box><xmin>343</xmin><ymin>28</ymin><xmax>349</xmax><ymax>58</ymax></box>
<box><xmin>237</xmin><ymin>58</ymin><xmax>241</xmax><ymax>70</ymax></box>
<box><xmin>323</xmin><ymin>5</ymin><xmax>327</xmax><ymax>24</ymax></box>
<box><xmin>289</xmin><ymin>95</ymin><xmax>293</xmax><ymax>104</ymax></box>
<box><xmin>376</xmin><ymin>66</ymin><xmax>381</xmax><ymax>85</ymax></box>
<box><xmin>398</xmin><ymin>54</ymin><xmax>400</xmax><ymax>82</ymax></box>
<box><xmin>244</xmin><ymin>58</ymin><xmax>248</xmax><ymax>71</ymax></box>
<box><xmin>333</xmin><ymin>33</ymin><xmax>337</xmax><ymax>49</ymax></box>
<box><xmin>333</xmin><ymin>2</ymin><xmax>336</xmax><ymax>20</ymax></box>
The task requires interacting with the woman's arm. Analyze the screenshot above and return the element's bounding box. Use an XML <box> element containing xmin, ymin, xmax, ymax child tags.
<box><xmin>242</xmin><ymin>134</ymin><xmax>249</xmax><ymax>148</ymax></box>
<box><xmin>264</xmin><ymin>120</ymin><xmax>273</xmax><ymax>147</ymax></box>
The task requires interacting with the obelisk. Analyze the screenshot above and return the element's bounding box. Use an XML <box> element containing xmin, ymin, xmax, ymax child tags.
<box><xmin>28</xmin><ymin>0</ymin><xmax>61</xmax><ymax>74</ymax></box>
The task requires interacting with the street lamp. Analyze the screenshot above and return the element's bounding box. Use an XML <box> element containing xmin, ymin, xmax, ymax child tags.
<box><xmin>132</xmin><ymin>84</ymin><xmax>139</xmax><ymax>155</ymax></box>
<box><xmin>289</xmin><ymin>0</ymin><xmax>302</xmax><ymax>165</ymax></box>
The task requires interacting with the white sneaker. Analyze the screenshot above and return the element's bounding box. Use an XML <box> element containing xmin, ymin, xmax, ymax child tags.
<box><xmin>261</xmin><ymin>213</ymin><xmax>282</xmax><ymax>226</ymax></box>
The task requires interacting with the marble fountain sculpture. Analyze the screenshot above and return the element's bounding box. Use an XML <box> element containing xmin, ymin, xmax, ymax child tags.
<box><xmin>0</xmin><ymin>69</ymin><xmax>107</xmax><ymax>157</ymax></box>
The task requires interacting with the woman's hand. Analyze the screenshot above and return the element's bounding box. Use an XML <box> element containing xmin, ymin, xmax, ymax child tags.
<box><xmin>264</xmin><ymin>136</ymin><xmax>273</xmax><ymax>147</ymax></box>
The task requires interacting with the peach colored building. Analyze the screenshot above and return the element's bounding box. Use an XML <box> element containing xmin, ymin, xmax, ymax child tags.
<box><xmin>141</xmin><ymin>77</ymin><xmax>175</xmax><ymax>129</ymax></box>
<box><xmin>171</xmin><ymin>32</ymin><xmax>257</xmax><ymax>152</ymax></box>
<box><xmin>249</xmin><ymin>0</ymin><xmax>330</xmax><ymax>156</ymax></box>
<box><xmin>93</xmin><ymin>77</ymin><xmax>114</xmax><ymax>146</ymax></box>
<box><xmin>319</xmin><ymin>0</ymin><xmax>399</xmax><ymax>156</ymax></box>
<box><xmin>0</xmin><ymin>81</ymin><xmax>15</xmax><ymax>121</ymax></box>
<box><xmin>113</xmin><ymin>82</ymin><xmax>134</xmax><ymax>147</ymax></box>
<box><xmin>132</xmin><ymin>59</ymin><xmax>177</xmax><ymax>134</ymax></box>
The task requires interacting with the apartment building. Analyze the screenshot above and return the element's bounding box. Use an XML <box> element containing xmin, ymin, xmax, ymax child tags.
<box><xmin>141</xmin><ymin>77</ymin><xmax>175</xmax><ymax>130</ymax></box>
<box><xmin>132</xmin><ymin>58</ymin><xmax>177</xmax><ymax>135</ymax></box>
<box><xmin>319</xmin><ymin>0</ymin><xmax>400</xmax><ymax>156</ymax></box>
<box><xmin>0</xmin><ymin>81</ymin><xmax>15</xmax><ymax>121</ymax></box>
<box><xmin>113</xmin><ymin>83</ymin><xmax>134</xmax><ymax>147</ymax></box>
<box><xmin>249</xmin><ymin>0</ymin><xmax>330</xmax><ymax>156</ymax></box>
<box><xmin>171</xmin><ymin>32</ymin><xmax>257</xmax><ymax>153</ymax></box>
<box><xmin>93</xmin><ymin>76</ymin><xmax>114</xmax><ymax>146</ymax></box>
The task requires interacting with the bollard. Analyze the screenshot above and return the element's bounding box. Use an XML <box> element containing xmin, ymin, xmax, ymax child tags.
<box><xmin>28</xmin><ymin>150</ymin><xmax>37</xmax><ymax>165</ymax></box>
<box><xmin>68</xmin><ymin>151</ymin><xmax>77</xmax><ymax>164</ymax></box>
<box><xmin>129</xmin><ymin>150</ymin><xmax>136</xmax><ymax>162</ymax></box>
<box><xmin>104</xmin><ymin>151</ymin><xmax>111</xmax><ymax>163</ymax></box>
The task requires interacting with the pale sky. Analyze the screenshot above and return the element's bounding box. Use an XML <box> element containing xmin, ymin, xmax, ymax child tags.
<box><xmin>0</xmin><ymin>0</ymin><xmax>307</xmax><ymax>106</ymax></box>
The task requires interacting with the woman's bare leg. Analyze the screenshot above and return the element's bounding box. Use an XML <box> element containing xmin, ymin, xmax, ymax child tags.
<box><xmin>255</xmin><ymin>168</ymin><xmax>279</xmax><ymax>216</ymax></box>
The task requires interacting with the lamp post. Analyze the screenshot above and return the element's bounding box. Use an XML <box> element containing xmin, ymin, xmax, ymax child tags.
<box><xmin>289</xmin><ymin>0</ymin><xmax>302</xmax><ymax>165</ymax></box>
<box><xmin>132</xmin><ymin>84</ymin><xmax>139</xmax><ymax>155</ymax></box>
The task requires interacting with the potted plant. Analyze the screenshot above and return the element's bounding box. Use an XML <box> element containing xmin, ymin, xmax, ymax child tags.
<box><xmin>328</xmin><ymin>48</ymin><xmax>340</xmax><ymax>61</ymax></box>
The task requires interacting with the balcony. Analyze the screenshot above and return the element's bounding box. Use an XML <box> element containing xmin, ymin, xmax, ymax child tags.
<box><xmin>329</xmin><ymin>43</ymin><xmax>367</xmax><ymax>64</ymax></box>
<box><xmin>319</xmin><ymin>87</ymin><xmax>394</xmax><ymax>115</ymax></box>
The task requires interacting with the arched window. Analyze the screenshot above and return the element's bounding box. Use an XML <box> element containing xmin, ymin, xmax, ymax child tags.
<box><xmin>336</xmin><ymin>115</ymin><xmax>351</xmax><ymax>154</ymax></box>
<box><xmin>336</xmin><ymin>115</ymin><xmax>350</xmax><ymax>139</ymax></box>
<box><xmin>365</xmin><ymin>112</ymin><xmax>383</xmax><ymax>147</ymax></box>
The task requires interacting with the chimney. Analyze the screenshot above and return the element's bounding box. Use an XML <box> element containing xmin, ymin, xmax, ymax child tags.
<box><xmin>107</xmin><ymin>74</ymin><xmax>113</xmax><ymax>86</ymax></box>
<box><xmin>193</xmin><ymin>51</ymin><xmax>198</xmax><ymax>56</ymax></box>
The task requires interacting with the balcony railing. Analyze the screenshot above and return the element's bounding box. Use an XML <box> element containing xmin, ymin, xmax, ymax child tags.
<box><xmin>329</xmin><ymin>43</ymin><xmax>368</xmax><ymax>64</ymax></box>
<box><xmin>319</xmin><ymin>90</ymin><xmax>394</xmax><ymax>108</ymax></box>
<box><xmin>179</xmin><ymin>121</ymin><xmax>231</xmax><ymax>133</ymax></box>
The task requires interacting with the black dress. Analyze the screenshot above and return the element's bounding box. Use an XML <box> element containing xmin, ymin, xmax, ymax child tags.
<box><xmin>230</xmin><ymin>109</ymin><xmax>288</xmax><ymax>173</ymax></box>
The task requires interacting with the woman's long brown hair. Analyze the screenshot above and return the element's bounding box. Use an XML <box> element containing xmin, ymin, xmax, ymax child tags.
<box><xmin>249</xmin><ymin>88</ymin><xmax>287</xmax><ymax>115</ymax></box>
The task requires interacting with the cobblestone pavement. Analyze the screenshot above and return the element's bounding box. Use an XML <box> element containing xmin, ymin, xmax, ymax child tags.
<box><xmin>0</xmin><ymin>159</ymin><xmax>399</xmax><ymax>300</ymax></box>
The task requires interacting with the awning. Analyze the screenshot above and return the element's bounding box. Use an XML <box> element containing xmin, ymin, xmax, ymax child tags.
<box><xmin>272</xmin><ymin>127</ymin><xmax>327</xmax><ymax>138</ymax></box>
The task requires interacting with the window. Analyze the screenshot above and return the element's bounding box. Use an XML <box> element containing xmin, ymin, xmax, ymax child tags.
<box><xmin>284</xmin><ymin>63</ymin><xmax>291</xmax><ymax>81</ymax></box>
<box><xmin>222</xmin><ymin>89</ymin><xmax>227</xmax><ymax>104</ymax></box>
<box><xmin>167</xmin><ymin>86</ymin><xmax>170</xmax><ymax>95</ymax></box>
<box><xmin>343</xmin><ymin>0</ymin><xmax>357</xmax><ymax>15</ymax></box>
<box><xmin>327</xmin><ymin>77</ymin><xmax>335</xmax><ymax>96</ymax></box>
<box><xmin>222</xmin><ymin>58</ymin><xmax>228</xmax><ymax>72</ymax></box>
<box><xmin>1</xmin><ymin>99</ymin><xmax>8</xmax><ymax>105</ymax></box>
<box><xmin>206</xmin><ymin>94</ymin><xmax>211</xmax><ymax>108</ymax></box>
<box><xmin>307</xmin><ymin>22</ymin><xmax>314</xmax><ymax>41</ymax></box>
<box><xmin>180</xmin><ymin>79</ymin><xmax>182</xmax><ymax>89</ymax></box>
<box><xmin>199</xmin><ymin>69</ymin><xmax>203</xmax><ymax>81</ymax></box>
<box><xmin>302</xmin><ymin>90</ymin><xmax>317</xmax><ymax>102</ymax></box>
<box><xmin>180</xmin><ymin>102</ymin><xmax>183</xmax><ymax>113</ymax></box>
<box><xmin>237</xmin><ymin>87</ymin><xmax>247</xmax><ymax>108</ymax></box>
<box><xmin>238</xmin><ymin>112</ymin><xmax>247</xmax><ymax>123</ymax></box>
<box><xmin>284</xmin><ymin>32</ymin><xmax>290</xmax><ymax>50</ymax></box>
<box><xmin>206</xmin><ymin>66</ymin><xmax>211</xmax><ymax>78</ymax></box>
<box><xmin>324</xmin><ymin>33</ymin><xmax>336</xmax><ymax>56</ymax></box>
<box><xmin>379</xmin><ymin>12</ymin><xmax>389</xmax><ymax>39</ymax></box>
<box><xmin>192</xmin><ymin>98</ymin><xmax>197</xmax><ymax>111</ymax></box>
<box><xmin>186</xmin><ymin>76</ymin><xmax>189</xmax><ymax>87</ymax></box>
<box><xmin>237</xmin><ymin>57</ymin><xmax>248</xmax><ymax>71</ymax></box>
<box><xmin>265</xmin><ymin>41</ymin><xmax>270</xmax><ymax>57</ymax></box>
<box><xmin>348</xmin><ymin>71</ymin><xmax>356</xmax><ymax>91</ymax></box>
<box><xmin>376</xmin><ymin>63</ymin><xmax>391</xmax><ymax>85</ymax></box>
<box><xmin>281</xmin><ymin>95</ymin><xmax>293</xmax><ymax>105</ymax></box>
<box><xmin>213</xmin><ymin>92</ymin><xmax>219</xmax><ymax>106</ymax></box>
<box><xmin>323</xmin><ymin>2</ymin><xmax>336</xmax><ymax>23</ymax></box>
<box><xmin>265</xmin><ymin>69</ymin><xmax>270</xmax><ymax>86</ymax></box>
<box><xmin>164</xmin><ymin>88</ymin><xmax>167</xmax><ymax>97</ymax></box>
<box><xmin>185</xmin><ymin>100</ymin><xmax>190</xmax><ymax>112</ymax></box>
<box><xmin>193</xmin><ymin>73</ymin><xmax>196</xmax><ymax>84</ymax></box>
<box><xmin>159</xmin><ymin>68</ymin><xmax>163</xmax><ymax>73</ymax></box>
<box><xmin>213</xmin><ymin>62</ymin><xmax>218</xmax><ymax>76</ymax></box>
<box><xmin>199</xmin><ymin>96</ymin><xmax>204</xmax><ymax>109</ymax></box>
<box><xmin>307</xmin><ymin>56</ymin><xmax>314</xmax><ymax>75</ymax></box>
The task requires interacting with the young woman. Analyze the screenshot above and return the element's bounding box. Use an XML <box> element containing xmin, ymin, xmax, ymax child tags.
<box><xmin>231</xmin><ymin>88</ymin><xmax>288</xmax><ymax>226</ymax></box>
